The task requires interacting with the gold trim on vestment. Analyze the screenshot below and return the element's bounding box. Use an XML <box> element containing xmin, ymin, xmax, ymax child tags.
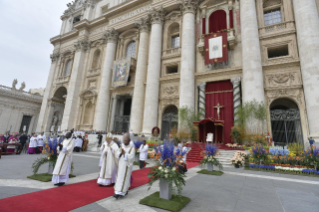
<box><xmin>58</xmin><ymin>139</ymin><xmax>73</xmax><ymax>175</ymax></box>
<box><xmin>119</xmin><ymin>146</ymin><xmax>133</xmax><ymax>193</ymax></box>
<box><xmin>205</xmin><ymin>89</ymin><xmax>233</xmax><ymax>94</ymax></box>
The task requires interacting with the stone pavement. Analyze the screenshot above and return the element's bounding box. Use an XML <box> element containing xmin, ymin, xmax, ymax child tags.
<box><xmin>1</xmin><ymin>152</ymin><xmax>319</xmax><ymax>212</ymax></box>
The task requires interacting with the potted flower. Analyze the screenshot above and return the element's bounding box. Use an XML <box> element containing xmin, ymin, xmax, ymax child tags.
<box><xmin>148</xmin><ymin>141</ymin><xmax>186</xmax><ymax>200</ymax></box>
<box><xmin>200</xmin><ymin>144</ymin><xmax>222</xmax><ymax>171</ymax></box>
<box><xmin>231</xmin><ymin>151</ymin><xmax>246</xmax><ymax>168</ymax></box>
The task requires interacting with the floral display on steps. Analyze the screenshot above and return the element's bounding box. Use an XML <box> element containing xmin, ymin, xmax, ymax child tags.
<box><xmin>231</xmin><ymin>151</ymin><xmax>247</xmax><ymax>167</ymax></box>
<box><xmin>249</xmin><ymin>164</ymin><xmax>319</xmax><ymax>175</ymax></box>
<box><xmin>200</xmin><ymin>144</ymin><xmax>223</xmax><ymax>170</ymax></box>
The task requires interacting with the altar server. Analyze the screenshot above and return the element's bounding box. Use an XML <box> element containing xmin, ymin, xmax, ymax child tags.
<box><xmin>37</xmin><ymin>132</ymin><xmax>46</xmax><ymax>153</ymax></box>
<box><xmin>97</xmin><ymin>134</ymin><xmax>119</xmax><ymax>186</ymax></box>
<box><xmin>113</xmin><ymin>133</ymin><xmax>135</xmax><ymax>199</ymax></box>
<box><xmin>27</xmin><ymin>134</ymin><xmax>38</xmax><ymax>154</ymax></box>
<box><xmin>74</xmin><ymin>135</ymin><xmax>83</xmax><ymax>152</ymax></box>
<box><xmin>138</xmin><ymin>136</ymin><xmax>148</xmax><ymax>169</ymax></box>
<box><xmin>52</xmin><ymin>130</ymin><xmax>75</xmax><ymax>186</ymax></box>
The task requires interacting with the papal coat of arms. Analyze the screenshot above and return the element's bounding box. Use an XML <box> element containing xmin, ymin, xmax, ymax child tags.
<box><xmin>212</xmin><ymin>45</ymin><xmax>219</xmax><ymax>51</ymax></box>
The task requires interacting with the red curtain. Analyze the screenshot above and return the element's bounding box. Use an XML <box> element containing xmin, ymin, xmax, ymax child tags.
<box><xmin>205</xmin><ymin>81</ymin><xmax>234</xmax><ymax>144</ymax></box>
<box><xmin>202</xmin><ymin>18</ymin><xmax>206</xmax><ymax>34</ymax></box>
<box><xmin>209</xmin><ymin>10</ymin><xmax>227</xmax><ymax>33</ymax></box>
<box><xmin>229</xmin><ymin>10</ymin><xmax>234</xmax><ymax>28</ymax></box>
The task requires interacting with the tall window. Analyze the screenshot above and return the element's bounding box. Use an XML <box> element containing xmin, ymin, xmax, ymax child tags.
<box><xmin>92</xmin><ymin>50</ymin><xmax>100</xmax><ymax>69</ymax></box>
<box><xmin>209</xmin><ymin>10</ymin><xmax>227</xmax><ymax>33</ymax></box>
<box><xmin>264</xmin><ymin>9</ymin><xmax>282</xmax><ymax>26</ymax></box>
<box><xmin>64</xmin><ymin>60</ymin><xmax>72</xmax><ymax>77</ymax></box>
<box><xmin>171</xmin><ymin>35</ymin><xmax>180</xmax><ymax>48</ymax></box>
<box><xmin>126</xmin><ymin>41</ymin><xmax>136</xmax><ymax>58</ymax></box>
<box><xmin>72</xmin><ymin>16</ymin><xmax>81</xmax><ymax>30</ymax></box>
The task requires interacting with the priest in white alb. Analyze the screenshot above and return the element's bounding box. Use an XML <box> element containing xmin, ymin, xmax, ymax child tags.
<box><xmin>113</xmin><ymin>133</ymin><xmax>135</xmax><ymax>199</ymax></box>
<box><xmin>52</xmin><ymin>129</ymin><xmax>75</xmax><ymax>186</ymax></box>
<box><xmin>97</xmin><ymin>133</ymin><xmax>119</xmax><ymax>186</ymax></box>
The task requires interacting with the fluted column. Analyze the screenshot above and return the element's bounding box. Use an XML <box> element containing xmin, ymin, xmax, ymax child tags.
<box><xmin>36</xmin><ymin>52</ymin><xmax>60</xmax><ymax>132</ymax></box>
<box><xmin>141</xmin><ymin>8</ymin><xmax>165</xmax><ymax>135</ymax></box>
<box><xmin>197</xmin><ymin>82</ymin><xmax>206</xmax><ymax>120</ymax></box>
<box><xmin>179</xmin><ymin>0</ymin><xmax>197</xmax><ymax>110</ymax></box>
<box><xmin>231</xmin><ymin>77</ymin><xmax>241</xmax><ymax>125</ymax></box>
<box><xmin>293</xmin><ymin>0</ymin><xmax>319</xmax><ymax>139</ymax></box>
<box><xmin>240</xmin><ymin>0</ymin><xmax>264</xmax><ymax>103</ymax></box>
<box><xmin>130</xmin><ymin>18</ymin><xmax>150</xmax><ymax>134</ymax></box>
<box><xmin>109</xmin><ymin>95</ymin><xmax>118</xmax><ymax>132</ymax></box>
<box><xmin>61</xmin><ymin>40</ymin><xmax>91</xmax><ymax>130</ymax></box>
<box><xmin>93</xmin><ymin>28</ymin><xmax>119</xmax><ymax>131</ymax></box>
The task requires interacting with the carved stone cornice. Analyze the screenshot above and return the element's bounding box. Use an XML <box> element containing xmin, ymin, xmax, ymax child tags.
<box><xmin>83</xmin><ymin>0</ymin><xmax>96</xmax><ymax>10</ymax></box>
<box><xmin>148</xmin><ymin>7</ymin><xmax>165</xmax><ymax>25</ymax></box>
<box><xmin>74</xmin><ymin>39</ymin><xmax>91</xmax><ymax>52</ymax></box>
<box><xmin>135</xmin><ymin>18</ymin><xmax>151</xmax><ymax>33</ymax></box>
<box><xmin>50</xmin><ymin>52</ymin><xmax>60</xmax><ymax>63</ymax></box>
<box><xmin>103</xmin><ymin>28</ymin><xmax>119</xmax><ymax>44</ymax></box>
<box><xmin>179</xmin><ymin>0</ymin><xmax>198</xmax><ymax>15</ymax></box>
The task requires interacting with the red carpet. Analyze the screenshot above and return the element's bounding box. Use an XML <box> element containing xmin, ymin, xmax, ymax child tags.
<box><xmin>0</xmin><ymin>162</ymin><xmax>199</xmax><ymax>212</ymax></box>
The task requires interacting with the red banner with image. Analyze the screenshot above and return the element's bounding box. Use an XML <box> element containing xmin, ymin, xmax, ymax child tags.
<box><xmin>204</xmin><ymin>32</ymin><xmax>228</xmax><ymax>65</ymax></box>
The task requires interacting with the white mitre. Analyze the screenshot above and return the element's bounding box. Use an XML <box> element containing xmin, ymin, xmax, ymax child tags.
<box><xmin>206</xmin><ymin>133</ymin><xmax>214</xmax><ymax>142</ymax></box>
<box><xmin>106</xmin><ymin>132</ymin><xmax>113</xmax><ymax>139</ymax></box>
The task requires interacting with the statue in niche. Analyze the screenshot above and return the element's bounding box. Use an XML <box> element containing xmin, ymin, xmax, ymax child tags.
<box><xmin>52</xmin><ymin>113</ymin><xmax>59</xmax><ymax>131</ymax></box>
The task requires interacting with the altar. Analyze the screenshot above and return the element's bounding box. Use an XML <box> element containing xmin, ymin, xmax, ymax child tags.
<box><xmin>193</xmin><ymin>118</ymin><xmax>225</xmax><ymax>143</ymax></box>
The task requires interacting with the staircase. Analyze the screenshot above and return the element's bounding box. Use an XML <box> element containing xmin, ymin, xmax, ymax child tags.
<box><xmin>186</xmin><ymin>143</ymin><xmax>238</xmax><ymax>168</ymax></box>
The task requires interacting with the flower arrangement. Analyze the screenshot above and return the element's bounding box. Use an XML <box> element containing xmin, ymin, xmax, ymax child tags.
<box><xmin>231</xmin><ymin>151</ymin><xmax>247</xmax><ymax>167</ymax></box>
<box><xmin>133</xmin><ymin>140</ymin><xmax>143</xmax><ymax>155</ymax></box>
<box><xmin>148</xmin><ymin>141</ymin><xmax>186</xmax><ymax>197</ymax></box>
<box><xmin>304</xmin><ymin>147</ymin><xmax>319</xmax><ymax>169</ymax></box>
<box><xmin>251</xmin><ymin>144</ymin><xmax>268</xmax><ymax>164</ymax></box>
<box><xmin>200</xmin><ymin>144</ymin><xmax>223</xmax><ymax>170</ymax></box>
<box><xmin>249</xmin><ymin>164</ymin><xmax>319</xmax><ymax>175</ymax></box>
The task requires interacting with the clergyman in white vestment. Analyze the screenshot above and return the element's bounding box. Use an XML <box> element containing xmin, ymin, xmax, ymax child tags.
<box><xmin>97</xmin><ymin>139</ymin><xmax>119</xmax><ymax>186</ymax></box>
<box><xmin>113</xmin><ymin>133</ymin><xmax>135</xmax><ymax>199</ymax></box>
<box><xmin>52</xmin><ymin>131</ymin><xmax>75</xmax><ymax>186</ymax></box>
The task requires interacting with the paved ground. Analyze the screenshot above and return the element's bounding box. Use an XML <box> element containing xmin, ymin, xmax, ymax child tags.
<box><xmin>1</xmin><ymin>152</ymin><xmax>319</xmax><ymax>212</ymax></box>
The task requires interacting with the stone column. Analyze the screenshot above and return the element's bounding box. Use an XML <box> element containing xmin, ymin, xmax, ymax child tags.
<box><xmin>197</xmin><ymin>82</ymin><xmax>206</xmax><ymax>120</ymax></box>
<box><xmin>179</xmin><ymin>0</ymin><xmax>197</xmax><ymax>110</ymax></box>
<box><xmin>109</xmin><ymin>95</ymin><xmax>118</xmax><ymax>132</ymax></box>
<box><xmin>130</xmin><ymin>18</ymin><xmax>150</xmax><ymax>134</ymax></box>
<box><xmin>293</xmin><ymin>0</ymin><xmax>319</xmax><ymax>139</ymax></box>
<box><xmin>36</xmin><ymin>52</ymin><xmax>60</xmax><ymax>132</ymax></box>
<box><xmin>61</xmin><ymin>40</ymin><xmax>91</xmax><ymax>131</ymax></box>
<box><xmin>231</xmin><ymin>77</ymin><xmax>241</xmax><ymax>125</ymax></box>
<box><xmin>141</xmin><ymin>8</ymin><xmax>165</xmax><ymax>135</ymax></box>
<box><xmin>93</xmin><ymin>28</ymin><xmax>119</xmax><ymax>131</ymax></box>
<box><xmin>240</xmin><ymin>0</ymin><xmax>264</xmax><ymax>103</ymax></box>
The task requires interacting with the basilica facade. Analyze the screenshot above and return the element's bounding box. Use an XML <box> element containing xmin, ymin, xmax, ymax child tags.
<box><xmin>37</xmin><ymin>0</ymin><xmax>319</xmax><ymax>145</ymax></box>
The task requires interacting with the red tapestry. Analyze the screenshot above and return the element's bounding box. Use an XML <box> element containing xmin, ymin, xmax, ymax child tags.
<box><xmin>204</xmin><ymin>32</ymin><xmax>228</xmax><ymax>65</ymax></box>
<box><xmin>205</xmin><ymin>81</ymin><xmax>234</xmax><ymax>144</ymax></box>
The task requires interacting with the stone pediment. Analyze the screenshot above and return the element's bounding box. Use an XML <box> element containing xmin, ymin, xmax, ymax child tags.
<box><xmin>80</xmin><ymin>89</ymin><xmax>98</xmax><ymax>98</ymax></box>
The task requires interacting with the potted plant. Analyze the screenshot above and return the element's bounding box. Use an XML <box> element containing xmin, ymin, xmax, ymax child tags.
<box><xmin>148</xmin><ymin>141</ymin><xmax>186</xmax><ymax>200</ymax></box>
<box><xmin>231</xmin><ymin>151</ymin><xmax>246</xmax><ymax>168</ymax></box>
<box><xmin>200</xmin><ymin>144</ymin><xmax>222</xmax><ymax>171</ymax></box>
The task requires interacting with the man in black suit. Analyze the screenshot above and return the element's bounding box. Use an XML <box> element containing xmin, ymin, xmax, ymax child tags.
<box><xmin>19</xmin><ymin>132</ymin><xmax>28</xmax><ymax>152</ymax></box>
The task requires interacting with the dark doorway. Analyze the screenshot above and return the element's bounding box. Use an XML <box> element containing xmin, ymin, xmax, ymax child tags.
<box><xmin>161</xmin><ymin>105</ymin><xmax>178</xmax><ymax>140</ymax></box>
<box><xmin>270</xmin><ymin>98</ymin><xmax>303</xmax><ymax>146</ymax></box>
<box><xmin>114</xmin><ymin>96</ymin><xmax>132</xmax><ymax>133</ymax></box>
<box><xmin>19</xmin><ymin>116</ymin><xmax>32</xmax><ymax>133</ymax></box>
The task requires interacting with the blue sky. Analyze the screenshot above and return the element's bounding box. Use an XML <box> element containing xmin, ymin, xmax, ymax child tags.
<box><xmin>0</xmin><ymin>0</ymin><xmax>69</xmax><ymax>90</ymax></box>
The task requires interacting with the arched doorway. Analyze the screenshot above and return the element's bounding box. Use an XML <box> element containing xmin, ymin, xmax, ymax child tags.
<box><xmin>161</xmin><ymin>105</ymin><xmax>178</xmax><ymax>140</ymax></box>
<box><xmin>48</xmin><ymin>87</ymin><xmax>67</xmax><ymax>132</ymax></box>
<box><xmin>270</xmin><ymin>98</ymin><xmax>303</xmax><ymax>146</ymax></box>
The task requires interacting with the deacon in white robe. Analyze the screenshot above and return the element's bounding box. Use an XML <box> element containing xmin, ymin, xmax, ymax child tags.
<box><xmin>138</xmin><ymin>140</ymin><xmax>148</xmax><ymax>169</ymax></box>
<box><xmin>113</xmin><ymin>133</ymin><xmax>135</xmax><ymax>199</ymax></box>
<box><xmin>37</xmin><ymin>133</ymin><xmax>46</xmax><ymax>150</ymax></box>
<box><xmin>27</xmin><ymin>135</ymin><xmax>38</xmax><ymax>154</ymax></box>
<box><xmin>97</xmin><ymin>140</ymin><xmax>119</xmax><ymax>186</ymax></box>
<box><xmin>52</xmin><ymin>131</ymin><xmax>75</xmax><ymax>186</ymax></box>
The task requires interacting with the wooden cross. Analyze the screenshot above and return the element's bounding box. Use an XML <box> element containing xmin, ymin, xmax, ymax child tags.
<box><xmin>214</xmin><ymin>103</ymin><xmax>224</xmax><ymax>120</ymax></box>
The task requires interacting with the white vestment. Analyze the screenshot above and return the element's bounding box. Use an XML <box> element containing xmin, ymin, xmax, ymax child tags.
<box><xmin>75</xmin><ymin>138</ymin><xmax>83</xmax><ymax>147</ymax></box>
<box><xmin>29</xmin><ymin>137</ymin><xmax>38</xmax><ymax>148</ymax></box>
<box><xmin>37</xmin><ymin>135</ymin><xmax>45</xmax><ymax>147</ymax></box>
<box><xmin>114</xmin><ymin>144</ymin><xmax>135</xmax><ymax>196</ymax></box>
<box><xmin>97</xmin><ymin>141</ymin><xmax>119</xmax><ymax>185</ymax></box>
<box><xmin>99</xmin><ymin>141</ymin><xmax>107</xmax><ymax>167</ymax></box>
<box><xmin>52</xmin><ymin>138</ymin><xmax>75</xmax><ymax>183</ymax></box>
<box><xmin>139</xmin><ymin>144</ymin><xmax>149</xmax><ymax>161</ymax></box>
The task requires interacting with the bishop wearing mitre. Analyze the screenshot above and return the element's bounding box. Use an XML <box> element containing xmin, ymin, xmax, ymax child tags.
<box><xmin>113</xmin><ymin>133</ymin><xmax>135</xmax><ymax>199</ymax></box>
<box><xmin>52</xmin><ymin>129</ymin><xmax>75</xmax><ymax>186</ymax></box>
<box><xmin>97</xmin><ymin>133</ymin><xmax>119</xmax><ymax>186</ymax></box>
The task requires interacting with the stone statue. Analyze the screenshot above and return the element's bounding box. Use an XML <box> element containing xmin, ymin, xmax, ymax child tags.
<box><xmin>12</xmin><ymin>79</ymin><xmax>18</xmax><ymax>90</ymax></box>
<box><xmin>19</xmin><ymin>82</ymin><xmax>26</xmax><ymax>91</ymax></box>
<box><xmin>52</xmin><ymin>114</ymin><xmax>59</xmax><ymax>128</ymax></box>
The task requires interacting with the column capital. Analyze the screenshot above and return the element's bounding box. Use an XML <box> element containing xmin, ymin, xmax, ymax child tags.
<box><xmin>197</xmin><ymin>81</ymin><xmax>206</xmax><ymax>90</ymax></box>
<box><xmin>103</xmin><ymin>28</ymin><xmax>119</xmax><ymax>44</ymax></box>
<box><xmin>50</xmin><ymin>52</ymin><xmax>60</xmax><ymax>63</ymax></box>
<box><xmin>135</xmin><ymin>17</ymin><xmax>151</xmax><ymax>33</ymax></box>
<box><xmin>74</xmin><ymin>39</ymin><xmax>91</xmax><ymax>52</ymax></box>
<box><xmin>178</xmin><ymin>0</ymin><xmax>198</xmax><ymax>15</ymax></box>
<box><xmin>83</xmin><ymin>0</ymin><xmax>96</xmax><ymax>11</ymax></box>
<box><xmin>147</xmin><ymin>7</ymin><xmax>165</xmax><ymax>25</ymax></box>
<box><xmin>231</xmin><ymin>77</ymin><xmax>241</xmax><ymax>86</ymax></box>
